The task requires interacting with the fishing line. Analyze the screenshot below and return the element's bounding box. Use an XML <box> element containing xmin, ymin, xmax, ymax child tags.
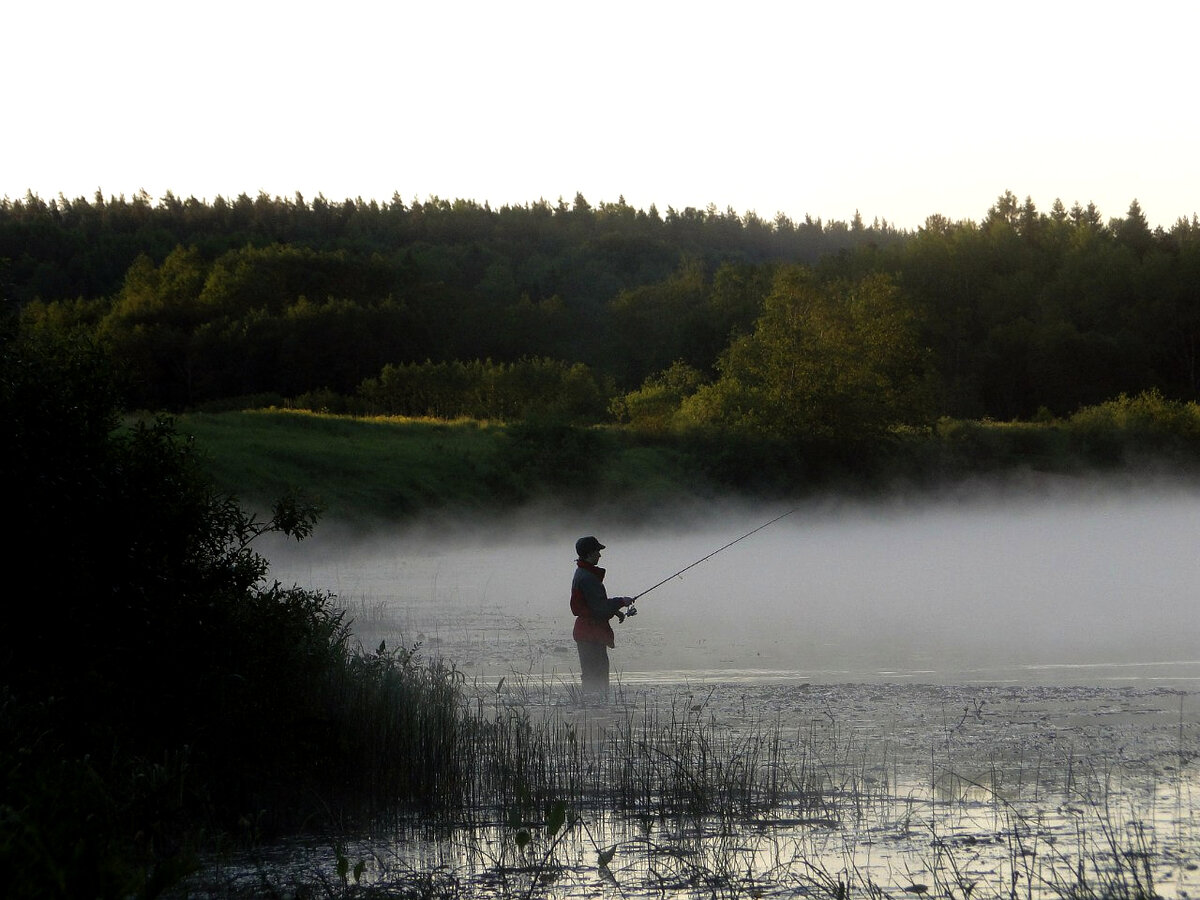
<box><xmin>629</xmin><ymin>507</ymin><xmax>800</xmax><ymax>606</ymax></box>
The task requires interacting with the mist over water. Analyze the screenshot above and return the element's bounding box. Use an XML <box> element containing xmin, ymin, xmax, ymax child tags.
<box><xmin>262</xmin><ymin>476</ymin><xmax>1200</xmax><ymax>685</ymax></box>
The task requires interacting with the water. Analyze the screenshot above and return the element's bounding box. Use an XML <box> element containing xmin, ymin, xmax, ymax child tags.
<box><xmin>222</xmin><ymin>478</ymin><xmax>1200</xmax><ymax>898</ymax></box>
<box><xmin>188</xmin><ymin>680</ymin><xmax>1200</xmax><ymax>898</ymax></box>
<box><xmin>261</xmin><ymin>477</ymin><xmax>1200</xmax><ymax>687</ymax></box>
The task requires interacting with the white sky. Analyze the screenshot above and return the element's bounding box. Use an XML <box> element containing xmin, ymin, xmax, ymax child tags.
<box><xmin>4</xmin><ymin>1</ymin><xmax>1198</xmax><ymax>231</ymax></box>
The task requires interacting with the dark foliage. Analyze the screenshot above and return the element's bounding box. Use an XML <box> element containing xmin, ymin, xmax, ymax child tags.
<box><xmin>0</xmin><ymin>330</ymin><xmax>467</xmax><ymax>896</ymax></box>
<box><xmin>492</xmin><ymin>414</ymin><xmax>617</xmax><ymax>498</ymax></box>
<box><xmin>4</xmin><ymin>191</ymin><xmax>899</xmax><ymax>411</ymax></box>
<box><xmin>6</xmin><ymin>189</ymin><xmax>1200</xmax><ymax>435</ymax></box>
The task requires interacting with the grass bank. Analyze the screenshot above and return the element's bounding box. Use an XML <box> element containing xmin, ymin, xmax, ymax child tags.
<box><xmin>178</xmin><ymin>392</ymin><xmax>1200</xmax><ymax>524</ymax></box>
<box><xmin>176</xmin><ymin>410</ymin><xmax>715</xmax><ymax>523</ymax></box>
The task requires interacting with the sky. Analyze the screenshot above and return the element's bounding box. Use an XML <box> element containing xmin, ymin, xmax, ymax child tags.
<box><xmin>4</xmin><ymin>1</ymin><xmax>1198</xmax><ymax>231</ymax></box>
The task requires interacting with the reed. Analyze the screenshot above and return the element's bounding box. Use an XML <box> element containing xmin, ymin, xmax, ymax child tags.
<box><xmin>337</xmin><ymin>645</ymin><xmax>468</xmax><ymax>810</ymax></box>
<box><xmin>464</xmin><ymin>687</ymin><xmax>822</xmax><ymax>825</ymax></box>
<box><xmin>172</xmin><ymin>665</ymin><xmax>1197</xmax><ymax>899</ymax></box>
<box><xmin>180</xmin><ymin>693</ymin><xmax>1196</xmax><ymax>900</ymax></box>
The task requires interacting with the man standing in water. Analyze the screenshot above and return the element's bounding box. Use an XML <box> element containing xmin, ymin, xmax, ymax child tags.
<box><xmin>571</xmin><ymin>536</ymin><xmax>634</xmax><ymax>701</ymax></box>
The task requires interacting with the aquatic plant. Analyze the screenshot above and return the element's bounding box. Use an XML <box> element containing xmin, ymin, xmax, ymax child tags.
<box><xmin>175</xmin><ymin>677</ymin><xmax>1198</xmax><ymax>900</ymax></box>
<box><xmin>465</xmin><ymin>687</ymin><xmax>820</xmax><ymax>824</ymax></box>
<box><xmin>323</xmin><ymin>640</ymin><xmax>470</xmax><ymax>814</ymax></box>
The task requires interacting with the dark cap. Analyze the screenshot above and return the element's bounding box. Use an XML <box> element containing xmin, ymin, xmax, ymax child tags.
<box><xmin>575</xmin><ymin>535</ymin><xmax>605</xmax><ymax>557</ymax></box>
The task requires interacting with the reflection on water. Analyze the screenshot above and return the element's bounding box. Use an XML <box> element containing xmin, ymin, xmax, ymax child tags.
<box><xmin>187</xmin><ymin>680</ymin><xmax>1200</xmax><ymax>899</ymax></box>
<box><xmin>370</xmin><ymin>770</ymin><xmax>1199</xmax><ymax>900</ymax></box>
<box><xmin>220</xmin><ymin>778</ymin><xmax>1198</xmax><ymax>899</ymax></box>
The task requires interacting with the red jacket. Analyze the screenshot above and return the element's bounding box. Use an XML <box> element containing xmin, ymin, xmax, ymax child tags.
<box><xmin>571</xmin><ymin>560</ymin><xmax>625</xmax><ymax>647</ymax></box>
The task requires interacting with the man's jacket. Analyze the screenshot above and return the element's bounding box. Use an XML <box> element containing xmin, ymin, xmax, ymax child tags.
<box><xmin>571</xmin><ymin>560</ymin><xmax>626</xmax><ymax>647</ymax></box>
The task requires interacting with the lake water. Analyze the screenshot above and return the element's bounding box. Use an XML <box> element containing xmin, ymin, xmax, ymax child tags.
<box><xmin>261</xmin><ymin>475</ymin><xmax>1200</xmax><ymax>688</ymax></box>
<box><xmin>202</xmin><ymin>479</ymin><xmax>1200</xmax><ymax>898</ymax></box>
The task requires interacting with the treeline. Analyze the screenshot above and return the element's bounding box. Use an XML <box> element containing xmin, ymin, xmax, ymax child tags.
<box><xmin>1</xmin><ymin>188</ymin><xmax>891</xmax><ymax>308</ymax></box>
<box><xmin>6</xmin><ymin>188</ymin><xmax>1200</xmax><ymax>434</ymax></box>
<box><xmin>853</xmin><ymin>194</ymin><xmax>1200</xmax><ymax>420</ymax></box>
<box><xmin>4</xmin><ymin>190</ymin><xmax>901</xmax><ymax>412</ymax></box>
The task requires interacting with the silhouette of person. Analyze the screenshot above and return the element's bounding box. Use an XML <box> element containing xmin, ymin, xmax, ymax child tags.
<box><xmin>569</xmin><ymin>536</ymin><xmax>633</xmax><ymax>700</ymax></box>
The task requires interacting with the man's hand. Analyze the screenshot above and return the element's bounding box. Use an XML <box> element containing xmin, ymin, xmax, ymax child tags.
<box><xmin>614</xmin><ymin>610</ymin><xmax>626</xmax><ymax>624</ymax></box>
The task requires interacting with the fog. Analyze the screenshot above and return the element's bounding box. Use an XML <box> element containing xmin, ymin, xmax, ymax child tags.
<box><xmin>261</xmin><ymin>477</ymin><xmax>1200</xmax><ymax>685</ymax></box>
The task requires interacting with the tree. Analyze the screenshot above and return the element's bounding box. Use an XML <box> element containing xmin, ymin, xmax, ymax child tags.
<box><xmin>986</xmin><ymin>190</ymin><xmax>1021</xmax><ymax>229</ymax></box>
<box><xmin>683</xmin><ymin>268</ymin><xmax>933</xmax><ymax>442</ymax></box>
<box><xmin>1069</xmin><ymin>201</ymin><xmax>1105</xmax><ymax>232</ymax></box>
<box><xmin>1113</xmin><ymin>198</ymin><xmax>1155</xmax><ymax>259</ymax></box>
<box><xmin>708</xmin><ymin>261</ymin><xmax>773</xmax><ymax>346</ymax></box>
<box><xmin>607</xmin><ymin>256</ymin><xmax>709</xmax><ymax>384</ymax></box>
<box><xmin>610</xmin><ymin>360</ymin><xmax>706</xmax><ymax>432</ymax></box>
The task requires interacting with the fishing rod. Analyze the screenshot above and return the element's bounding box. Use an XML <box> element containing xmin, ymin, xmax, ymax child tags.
<box><xmin>627</xmin><ymin>507</ymin><xmax>799</xmax><ymax>611</ymax></box>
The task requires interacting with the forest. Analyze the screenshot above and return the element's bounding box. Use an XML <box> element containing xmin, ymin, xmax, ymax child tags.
<box><xmin>6</xmin><ymin>188</ymin><xmax>1199</xmax><ymax>440</ymax></box>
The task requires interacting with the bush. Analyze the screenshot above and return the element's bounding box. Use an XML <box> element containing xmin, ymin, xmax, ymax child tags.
<box><xmin>1066</xmin><ymin>390</ymin><xmax>1200</xmax><ymax>463</ymax></box>
<box><xmin>610</xmin><ymin>360</ymin><xmax>706</xmax><ymax>434</ymax></box>
<box><xmin>358</xmin><ymin>357</ymin><xmax>610</xmax><ymax>422</ymax></box>
<box><xmin>492</xmin><ymin>414</ymin><xmax>615</xmax><ymax>496</ymax></box>
<box><xmin>0</xmin><ymin>330</ymin><xmax>470</xmax><ymax>896</ymax></box>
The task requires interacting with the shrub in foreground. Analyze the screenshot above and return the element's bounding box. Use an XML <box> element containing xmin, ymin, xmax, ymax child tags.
<box><xmin>0</xmin><ymin>332</ymin><xmax>468</xmax><ymax>897</ymax></box>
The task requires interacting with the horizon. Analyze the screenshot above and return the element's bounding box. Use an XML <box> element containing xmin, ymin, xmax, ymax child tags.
<box><xmin>3</xmin><ymin>184</ymin><xmax>1185</xmax><ymax>234</ymax></box>
<box><xmin>4</xmin><ymin>2</ymin><xmax>1198</xmax><ymax>233</ymax></box>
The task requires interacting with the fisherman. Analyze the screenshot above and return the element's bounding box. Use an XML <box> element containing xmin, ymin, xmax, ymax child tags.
<box><xmin>570</xmin><ymin>536</ymin><xmax>634</xmax><ymax>701</ymax></box>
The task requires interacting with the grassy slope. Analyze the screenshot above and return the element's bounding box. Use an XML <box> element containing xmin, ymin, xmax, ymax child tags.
<box><xmin>176</xmin><ymin>402</ymin><xmax>1200</xmax><ymax>526</ymax></box>
<box><xmin>176</xmin><ymin>411</ymin><xmax>714</xmax><ymax>524</ymax></box>
<box><xmin>176</xmin><ymin>411</ymin><xmax>511</xmax><ymax>522</ymax></box>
